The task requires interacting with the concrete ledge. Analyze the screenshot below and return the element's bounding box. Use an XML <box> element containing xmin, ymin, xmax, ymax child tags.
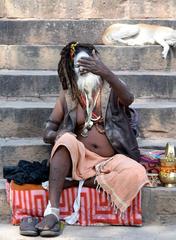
<box><xmin>1</xmin><ymin>224</ymin><xmax>176</xmax><ymax>240</ymax></box>
<box><xmin>0</xmin><ymin>99</ymin><xmax>175</xmax><ymax>138</ymax></box>
<box><xmin>0</xmin><ymin>137</ymin><xmax>175</xmax><ymax>178</ymax></box>
<box><xmin>142</xmin><ymin>186</ymin><xmax>176</xmax><ymax>225</ymax></box>
<box><xmin>137</xmin><ymin>138</ymin><xmax>176</xmax><ymax>149</ymax></box>
<box><xmin>0</xmin><ymin>0</ymin><xmax>5</xmax><ymax>18</ymax></box>
<box><xmin>0</xmin><ymin>101</ymin><xmax>54</xmax><ymax>138</ymax></box>
<box><xmin>0</xmin><ymin>179</ymin><xmax>11</xmax><ymax>223</ymax></box>
<box><xmin>3</xmin><ymin>0</ymin><xmax>176</xmax><ymax>19</ymax></box>
<box><xmin>0</xmin><ymin>70</ymin><xmax>176</xmax><ymax>99</ymax></box>
<box><xmin>134</xmin><ymin>100</ymin><xmax>176</xmax><ymax>139</ymax></box>
<box><xmin>0</xmin><ymin>46</ymin><xmax>7</xmax><ymax>69</ymax></box>
<box><xmin>0</xmin><ymin>45</ymin><xmax>176</xmax><ymax>71</ymax></box>
<box><xmin>0</xmin><ymin>70</ymin><xmax>60</xmax><ymax>98</ymax></box>
<box><xmin>0</xmin><ymin>70</ymin><xmax>175</xmax><ymax>99</ymax></box>
<box><xmin>1</xmin><ymin>19</ymin><xmax>176</xmax><ymax>45</ymax></box>
<box><xmin>0</xmin><ymin>138</ymin><xmax>51</xmax><ymax>177</ymax></box>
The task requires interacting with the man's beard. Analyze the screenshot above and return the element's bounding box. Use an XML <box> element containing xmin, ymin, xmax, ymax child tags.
<box><xmin>76</xmin><ymin>72</ymin><xmax>101</xmax><ymax>137</ymax></box>
<box><xmin>76</xmin><ymin>72</ymin><xmax>101</xmax><ymax>96</ymax></box>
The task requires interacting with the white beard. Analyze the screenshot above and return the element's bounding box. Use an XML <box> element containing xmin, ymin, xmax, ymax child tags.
<box><xmin>74</xmin><ymin>50</ymin><xmax>101</xmax><ymax>95</ymax></box>
<box><xmin>74</xmin><ymin>51</ymin><xmax>101</xmax><ymax>136</ymax></box>
<box><xmin>77</xmin><ymin>72</ymin><xmax>101</xmax><ymax>135</ymax></box>
<box><xmin>77</xmin><ymin>72</ymin><xmax>101</xmax><ymax>96</ymax></box>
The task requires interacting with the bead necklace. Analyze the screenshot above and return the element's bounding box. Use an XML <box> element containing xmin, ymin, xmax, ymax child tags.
<box><xmin>80</xmin><ymin>89</ymin><xmax>101</xmax><ymax>122</ymax></box>
<box><xmin>79</xmin><ymin>89</ymin><xmax>105</xmax><ymax>137</ymax></box>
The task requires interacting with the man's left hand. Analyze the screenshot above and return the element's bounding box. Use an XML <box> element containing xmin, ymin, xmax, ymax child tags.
<box><xmin>78</xmin><ymin>50</ymin><xmax>110</xmax><ymax>77</ymax></box>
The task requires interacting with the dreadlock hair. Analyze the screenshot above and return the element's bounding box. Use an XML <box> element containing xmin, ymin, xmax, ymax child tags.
<box><xmin>57</xmin><ymin>41</ymin><xmax>99</xmax><ymax>100</ymax></box>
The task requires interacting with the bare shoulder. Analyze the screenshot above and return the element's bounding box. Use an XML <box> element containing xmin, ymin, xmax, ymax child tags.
<box><xmin>58</xmin><ymin>91</ymin><xmax>66</xmax><ymax>106</ymax></box>
<box><xmin>50</xmin><ymin>91</ymin><xmax>66</xmax><ymax>122</ymax></box>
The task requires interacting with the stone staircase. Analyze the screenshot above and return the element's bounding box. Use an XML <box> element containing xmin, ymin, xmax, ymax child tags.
<box><xmin>0</xmin><ymin>0</ymin><xmax>176</xmax><ymax>228</ymax></box>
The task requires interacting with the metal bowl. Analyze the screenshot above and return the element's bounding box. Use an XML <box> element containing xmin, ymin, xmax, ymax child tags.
<box><xmin>159</xmin><ymin>172</ymin><xmax>176</xmax><ymax>187</ymax></box>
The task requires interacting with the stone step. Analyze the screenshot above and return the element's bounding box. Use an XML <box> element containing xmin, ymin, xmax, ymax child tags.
<box><xmin>0</xmin><ymin>100</ymin><xmax>54</xmax><ymax>138</ymax></box>
<box><xmin>0</xmin><ymin>137</ymin><xmax>175</xmax><ymax>178</ymax></box>
<box><xmin>0</xmin><ymin>179</ymin><xmax>11</xmax><ymax>223</ymax></box>
<box><xmin>134</xmin><ymin>99</ymin><xmax>176</xmax><ymax>139</ymax></box>
<box><xmin>1</xmin><ymin>224</ymin><xmax>176</xmax><ymax>240</ymax></box>
<box><xmin>0</xmin><ymin>138</ymin><xmax>51</xmax><ymax>178</ymax></box>
<box><xmin>0</xmin><ymin>99</ymin><xmax>175</xmax><ymax>138</ymax></box>
<box><xmin>1</xmin><ymin>137</ymin><xmax>175</xmax><ymax>178</ymax></box>
<box><xmin>1</xmin><ymin>0</ymin><xmax>176</xmax><ymax>19</ymax></box>
<box><xmin>1</xmin><ymin>136</ymin><xmax>175</xmax><ymax>167</ymax></box>
<box><xmin>0</xmin><ymin>70</ymin><xmax>60</xmax><ymax>99</ymax></box>
<box><xmin>1</xmin><ymin>19</ymin><xmax>176</xmax><ymax>45</ymax></box>
<box><xmin>137</xmin><ymin>138</ymin><xmax>176</xmax><ymax>149</ymax></box>
<box><xmin>1</xmin><ymin>45</ymin><xmax>176</xmax><ymax>71</ymax></box>
<box><xmin>0</xmin><ymin>177</ymin><xmax>176</xmax><ymax>226</ymax></box>
<box><xmin>0</xmin><ymin>70</ymin><xmax>176</xmax><ymax>99</ymax></box>
<box><xmin>1</xmin><ymin>137</ymin><xmax>175</xmax><ymax>167</ymax></box>
<box><xmin>142</xmin><ymin>187</ymin><xmax>176</xmax><ymax>225</ymax></box>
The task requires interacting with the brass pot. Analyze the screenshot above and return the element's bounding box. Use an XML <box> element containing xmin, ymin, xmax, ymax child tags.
<box><xmin>160</xmin><ymin>159</ymin><xmax>176</xmax><ymax>170</ymax></box>
<box><xmin>159</xmin><ymin>172</ymin><xmax>176</xmax><ymax>187</ymax></box>
<box><xmin>159</xmin><ymin>143</ymin><xmax>176</xmax><ymax>187</ymax></box>
<box><xmin>160</xmin><ymin>158</ymin><xmax>176</xmax><ymax>167</ymax></box>
<box><xmin>165</xmin><ymin>143</ymin><xmax>175</xmax><ymax>159</ymax></box>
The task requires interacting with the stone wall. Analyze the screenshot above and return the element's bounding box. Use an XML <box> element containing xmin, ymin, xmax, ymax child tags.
<box><xmin>0</xmin><ymin>0</ymin><xmax>5</xmax><ymax>18</ymax></box>
<box><xmin>0</xmin><ymin>0</ymin><xmax>176</xmax><ymax>19</ymax></box>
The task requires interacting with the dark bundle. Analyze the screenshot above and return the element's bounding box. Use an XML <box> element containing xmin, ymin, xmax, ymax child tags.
<box><xmin>57</xmin><ymin>41</ymin><xmax>98</xmax><ymax>100</ymax></box>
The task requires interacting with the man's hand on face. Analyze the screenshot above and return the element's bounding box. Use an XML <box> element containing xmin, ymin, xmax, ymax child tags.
<box><xmin>77</xmin><ymin>50</ymin><xmax>110</xmax><ymax>77</ymax></box>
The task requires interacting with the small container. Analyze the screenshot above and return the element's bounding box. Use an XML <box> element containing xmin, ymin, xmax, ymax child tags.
<box><xmin>159</xmin><ymin>143</ymin><xmax>176</xmax><ymax>187</ymax></box>
<box><xmin>159</xmin><ymin>172</ymin><xmax>176</xmax><ymax>187</ymax></box>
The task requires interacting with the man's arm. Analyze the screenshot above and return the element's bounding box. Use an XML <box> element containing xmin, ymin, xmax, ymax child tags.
<box><xmin>43</xmin><ymin>92</ymin><xmax>65</xmax><ymax>144</ymax></box>
<box><xmin>78</xmin><ymin>50</ymin><xmax>134</xmax><ymax>106</ymax></box>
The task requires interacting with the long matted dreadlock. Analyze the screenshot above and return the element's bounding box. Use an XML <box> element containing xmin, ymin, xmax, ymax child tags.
<box><xmin>57</xmin><ymin>41</ymin><xmax>99</xmax><ymax>100</ymax></box>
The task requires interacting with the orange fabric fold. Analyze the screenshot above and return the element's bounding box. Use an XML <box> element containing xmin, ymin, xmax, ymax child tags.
<box><xmin>10</xmin><ymin>181</ymin><xmax>44</xmax><ymax>190</ymax></box>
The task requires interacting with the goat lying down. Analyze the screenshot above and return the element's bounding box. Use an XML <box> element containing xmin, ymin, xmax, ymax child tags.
<box><xmin>102</xmin><ymin>23</ymin><xmax>176</xmax><ymax>59</ymax></box>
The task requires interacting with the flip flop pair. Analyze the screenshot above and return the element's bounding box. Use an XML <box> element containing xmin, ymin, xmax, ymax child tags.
<box><xmin>20</xmin><ymin>216</ymin><xmax>62</xmax><ymax>237</ymax></box>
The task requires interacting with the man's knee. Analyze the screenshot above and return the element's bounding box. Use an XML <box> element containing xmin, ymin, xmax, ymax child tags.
<box><xmin>50</xmin><ymin>145</ymin><xmax>72</xmax><ymax>166</ymax></box>
<box><xmin>131</xmin><ymin>163</ymin><xmax>147</xmax><ymax>179</ymax></box>
<box><xmin>50</xmin><ymin>146</ymin><xmax>72</xmax><ymax>175</ymax></box>
<box><xmin>50</xmin><ymin>132</ymin><xmax>79</xmax><ymax>167</ymax></box>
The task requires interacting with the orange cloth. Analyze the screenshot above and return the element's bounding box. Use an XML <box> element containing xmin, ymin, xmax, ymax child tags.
<box><xmin>51</xmin><ymin>133</ymin><xmax>149</xmax><ymax>212</ymax></box>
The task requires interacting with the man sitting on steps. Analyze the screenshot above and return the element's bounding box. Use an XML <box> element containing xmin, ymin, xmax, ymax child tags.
<box><xmin>35</xmin><ymin>42</ymin><xmax>149</xmax><ymax>237</ymax></box>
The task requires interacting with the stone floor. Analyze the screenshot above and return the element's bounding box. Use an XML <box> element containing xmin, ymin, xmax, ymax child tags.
<box><xmin>0</xmin><ymin>224</ymin><xmax>176</xmax><ymax>240</ymax></box>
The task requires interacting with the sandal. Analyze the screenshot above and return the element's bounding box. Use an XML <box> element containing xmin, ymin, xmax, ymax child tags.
<box><xmin>20</xmin><ymin>216</ymin><xmax>39</xmax><ymax>236</ymax></box>
<box><xmin>39</xmin><ymin>221</ymin><xmax>61</xmax><ymax>237</ymax></box>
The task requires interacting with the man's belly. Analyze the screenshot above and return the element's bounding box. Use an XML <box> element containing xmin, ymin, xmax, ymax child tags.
<box><xmin>76</xmin><ymin>125</ymin><xmax>115</xmax><ymax>157</ymax></box>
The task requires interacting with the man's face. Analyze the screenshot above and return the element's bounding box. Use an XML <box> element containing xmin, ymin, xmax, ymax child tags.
<box><xmin>73</xmin><ymin>50</ymin><xmax>101</xmax><ymax>95</ymax></box>
<box><xmin>74</xmin><ymin>50</ymin><xmax>90</xmax><ymax>76</ymax></box>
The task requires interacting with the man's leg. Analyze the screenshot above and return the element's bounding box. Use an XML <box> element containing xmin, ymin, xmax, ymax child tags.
<box><xmin>36</xmin><ymin>146</ymin><xmax>72</xmax><ymax>230</ymax></box>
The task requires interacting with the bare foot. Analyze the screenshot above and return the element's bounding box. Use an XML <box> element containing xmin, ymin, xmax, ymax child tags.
<box><xmin>35</xmin><ymin>214</ymin><xmax>58</xmax><ymax>231</ymax></box>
